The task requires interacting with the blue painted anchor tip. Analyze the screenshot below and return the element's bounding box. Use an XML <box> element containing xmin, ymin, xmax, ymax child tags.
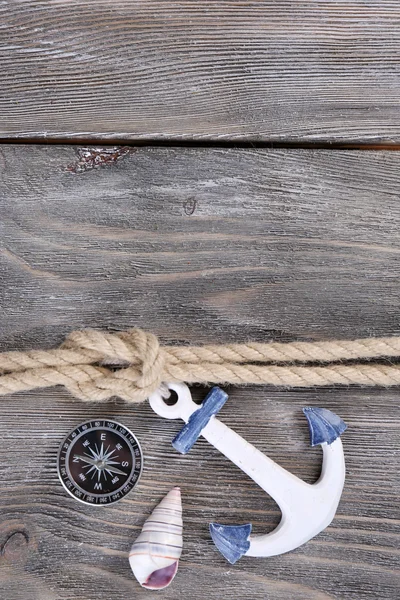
<box><xmin>209</xmin><ymin>523</ymin><xmax>252</xmax><ymax>564</ymax></box>
<box><xmin>303</xmin><ymin>407</ymin><xmax>347</xmax><ymax>446</ymax></box>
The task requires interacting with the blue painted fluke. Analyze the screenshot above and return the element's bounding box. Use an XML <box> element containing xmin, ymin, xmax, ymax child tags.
<box><xmin>172</xmin><ymin>387</ymin><xmax>228</xmax><ymax>454</ymax></box>
<box><xmin>303</xmin><ymin>407</ymin><xmax>347</xmax><ymax>446</ymax></box>
<box><xmin>209</xmin><ymin>523</ymin><xmax>252</xmax><ymax>564</ymax></box>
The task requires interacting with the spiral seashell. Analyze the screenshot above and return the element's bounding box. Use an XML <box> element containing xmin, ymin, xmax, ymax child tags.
<box><xmin>129</xmin><ymin>487</ymin><xmax>183</xmax><ymax>590</ymax></box>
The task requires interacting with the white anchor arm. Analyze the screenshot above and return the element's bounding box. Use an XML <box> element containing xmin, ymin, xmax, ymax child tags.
<box><xmin>246</xmin><ymin>438</ymin><xmax>346</xmax><ymax>558</ymax></box>
<box><xmin>318</xmin><ymin>437</ymin><xmax>346</xmax><ymax>492</ymax></box>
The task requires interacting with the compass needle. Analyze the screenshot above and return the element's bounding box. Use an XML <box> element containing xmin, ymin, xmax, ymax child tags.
<box><xmin>74</xmin><ymin>454</ymin><xmax>97</xmax><ymax>466</ymax></box>
<box><xmin>106</xmin><ymin>466</ymin><xmax>128</xmax><ymax>477</ymax></box>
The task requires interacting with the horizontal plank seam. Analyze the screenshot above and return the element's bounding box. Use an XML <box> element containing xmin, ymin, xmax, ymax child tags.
<box><xmin>1</xmin><ymin>138</ymin><xmax>400</xmax><ymax>151</ymax></box>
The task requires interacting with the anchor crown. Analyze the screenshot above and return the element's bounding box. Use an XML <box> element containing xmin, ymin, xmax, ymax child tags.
<box><xmin>303</xmin><ymin>407</ymin><xmax>347</xmax><ymax>446</ymax></box>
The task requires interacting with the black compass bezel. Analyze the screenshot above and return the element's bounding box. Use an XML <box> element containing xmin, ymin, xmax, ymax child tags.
<box><xmin>57</xmin><ymin>419</ymin><xmax>143</xmax><ymax>506</ymax></box>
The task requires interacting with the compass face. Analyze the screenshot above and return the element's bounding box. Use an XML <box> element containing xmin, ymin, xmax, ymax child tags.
<box><xmin>57</xmin><ymin>420</ymin><xmax>143</xmax><ymax>505</ymax></box>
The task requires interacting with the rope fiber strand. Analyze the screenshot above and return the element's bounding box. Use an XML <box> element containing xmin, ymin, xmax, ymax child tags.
<box><xmin>0</xmin><ymin>329</ymin><xmax>399</xmax><ymax>403</ymax></box>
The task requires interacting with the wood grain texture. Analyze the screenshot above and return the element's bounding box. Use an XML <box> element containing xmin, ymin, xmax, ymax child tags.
<box><xmin>1</xmin><ymin>2</ymin><xmax>400</xmax><ymax>143</ymax></box>
<box><xmin>0</xmin><ymin>145</ymin><xmax>399</xmax><ymax>599</ymax></box>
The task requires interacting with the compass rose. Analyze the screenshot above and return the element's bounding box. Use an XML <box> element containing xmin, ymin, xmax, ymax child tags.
<box><xmin>75</xmin><ymin>442</ymin><xmax>129</xmax><ymax>482</ymax></box>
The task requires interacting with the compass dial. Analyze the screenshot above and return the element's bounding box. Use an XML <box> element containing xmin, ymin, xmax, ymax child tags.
<box><xmin>57</xmin><ymin>420</ymin><xmax>143</xmax><ymax>505</ymax></box>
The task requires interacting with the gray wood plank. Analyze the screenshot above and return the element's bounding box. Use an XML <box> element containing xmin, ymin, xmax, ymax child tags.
<box><xmin>0</xmin><ymin>145</ymin><xmax>399</xmax><ymax>599</ymax></box>
<box><xmin>1</xmin><ymin>2</ymin><xmax>400</xmax><ymax>143</ymax></box>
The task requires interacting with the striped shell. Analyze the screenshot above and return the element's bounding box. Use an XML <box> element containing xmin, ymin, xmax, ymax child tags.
<box><xmin>129</xmin><ymin>487</ymin><xmax>183</xmax><ymax>590</ymax></box>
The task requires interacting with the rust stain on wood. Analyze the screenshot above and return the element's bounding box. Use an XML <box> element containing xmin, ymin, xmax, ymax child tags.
<box><xmin>66</xmin><ymin>146</ymin><xmax>132</xmax><ymax>174</ymax></box>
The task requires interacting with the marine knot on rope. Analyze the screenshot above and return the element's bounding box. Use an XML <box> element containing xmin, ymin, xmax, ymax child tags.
<box><xmin>61</xmin><ymin>328</ymin><xmax>165</xmax><ymax>402</ymax></box>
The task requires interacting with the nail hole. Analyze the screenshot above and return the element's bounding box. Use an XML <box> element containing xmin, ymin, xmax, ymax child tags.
<box><xmin>163</xmin><ymin>389</ymin><xmax>179</xmax><ymax>406</ymax></box>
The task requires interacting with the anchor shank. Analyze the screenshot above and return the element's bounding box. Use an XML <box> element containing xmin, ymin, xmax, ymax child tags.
<box><xmin>201</xmin><ymin>416</ymin><xmax>310</xmax><ymax>509</ymax></box>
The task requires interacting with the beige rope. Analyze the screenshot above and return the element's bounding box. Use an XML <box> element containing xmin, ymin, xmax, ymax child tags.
<box><xmin>0</xmin><ymin>328</ymin><xmax>399</xmax><ymax>402</ymax></box>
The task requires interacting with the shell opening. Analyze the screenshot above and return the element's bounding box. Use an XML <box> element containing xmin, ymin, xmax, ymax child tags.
<box><xmin>142</xmin><ymin>560</ymin><xmax>179</xmax><ymax>590</ymax></box>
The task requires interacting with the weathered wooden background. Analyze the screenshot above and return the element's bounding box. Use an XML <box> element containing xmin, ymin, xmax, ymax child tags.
<box><xmin>1</xmin><ymin>0</ymin><xmax>400</xmax><ymax>143</ymax></box>
<box><xmin>0</xmin><ymin>146</ymin><xmax>399</xmax><ymax>600</ymax></box>
<box><xmin>1</xmin><ymin>1</ymin><xmax>400</xmax><ymax>599</ymax></box>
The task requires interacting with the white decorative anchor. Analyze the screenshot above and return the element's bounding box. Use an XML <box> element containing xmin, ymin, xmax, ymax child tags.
<box><xmin>149</xmin><ymin>383</ymin><xmax>347</xmax><ymax>564</ymax></box>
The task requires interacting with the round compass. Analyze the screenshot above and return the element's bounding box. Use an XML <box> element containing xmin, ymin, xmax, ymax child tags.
<box><xmin>57</xmin><ymin>420</ymin><xmax>143</xmax><ymax>505</ymax></box>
